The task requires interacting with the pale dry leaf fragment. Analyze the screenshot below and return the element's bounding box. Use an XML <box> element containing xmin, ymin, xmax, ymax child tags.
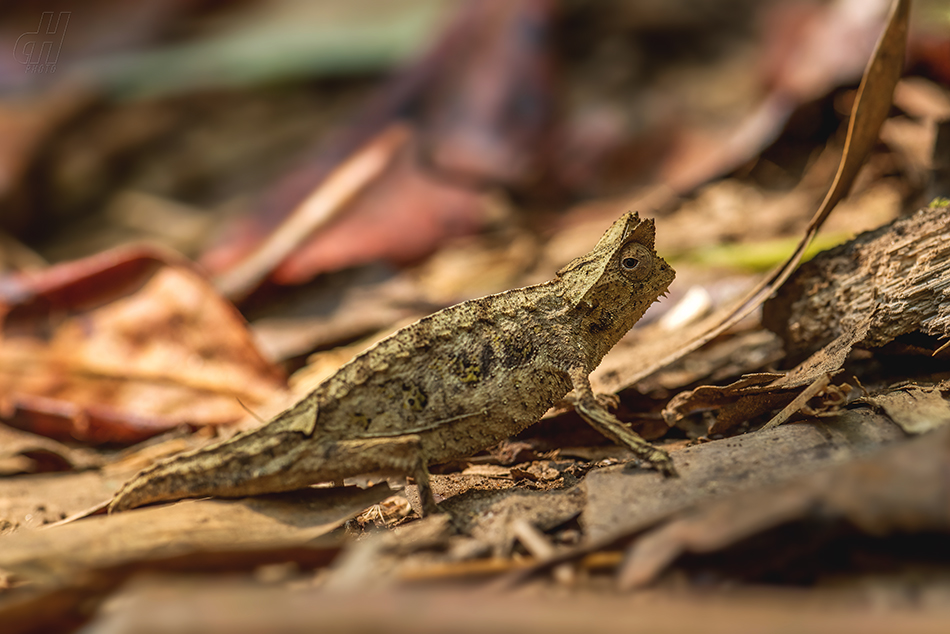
<box><xmin>460</xmin><ymin>464</ymin><xmax>512</xmax><ymax>479</ymax></box>
<box><xmin>867</xmin><ymin>386</ymin><xmax>950</xmax><ymax>434</ymax></box>
<box><xmin>657</xmin><ymin>285</ymin><xmax>712</xmax><ymax>332</ymax></box>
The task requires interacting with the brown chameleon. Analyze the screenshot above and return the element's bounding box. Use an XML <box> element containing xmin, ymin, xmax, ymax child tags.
<box><xmin>110</xmin><ymin>212</ymin><xmax>676</xmax><ymax>515</ymax></box>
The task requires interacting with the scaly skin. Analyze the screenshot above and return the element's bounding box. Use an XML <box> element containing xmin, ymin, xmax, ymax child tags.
<box><xmin>110</xmin><ymin>212</ymin><xmax>676</xmax><ymax>514</ymax></box>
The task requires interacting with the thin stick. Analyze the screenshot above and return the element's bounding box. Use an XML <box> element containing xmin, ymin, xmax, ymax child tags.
<box><xmin>512</xmin><ymin>519</ymin><xmax>575</xmax><ymax>585</ymax></box>
<box><xmin>215</xmin><ymin>124</ymin><xmax>411</xmax><ymax>300</ymax></box>
<box><xmin>759</xmin><ymin>373</ymin><xmax>831</xmax><ymax>432</ymax></box>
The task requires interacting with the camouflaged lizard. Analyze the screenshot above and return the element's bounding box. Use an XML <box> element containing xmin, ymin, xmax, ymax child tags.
<box><xmin>110</xmin><ymin>212</ymin><xmax>676</xmax><ymax>515</ymax></box>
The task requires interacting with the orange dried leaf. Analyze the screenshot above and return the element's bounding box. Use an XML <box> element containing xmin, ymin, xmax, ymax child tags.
<box><xmin>0</xmin><ymin>246</ymin><xmax>286</xmax><ymax>444</ymax></box>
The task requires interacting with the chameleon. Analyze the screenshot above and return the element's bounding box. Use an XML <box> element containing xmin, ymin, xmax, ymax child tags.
<box><xmin>109</xmin><ymin>212</ymin><xmax>676</xmax><ymax>515</ymax></box>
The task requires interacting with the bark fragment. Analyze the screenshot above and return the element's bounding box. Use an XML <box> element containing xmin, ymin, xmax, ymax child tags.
<box><xmin>763</xmin><ymin>201</ymin><xmax>950</xmax><ymax>361</ymax></box>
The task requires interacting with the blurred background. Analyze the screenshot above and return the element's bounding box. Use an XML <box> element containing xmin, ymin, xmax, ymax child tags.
<box><xmin>6</xmin><ymin>4</ymin><xmax>950</xmax><ymax>629</ymax></box>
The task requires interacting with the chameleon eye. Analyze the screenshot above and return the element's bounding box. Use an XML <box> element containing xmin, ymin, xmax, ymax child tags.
<box><xmin>618</xmin><ymin>243</ymin><xmax>653</xmax><ymax>280</ymax></box>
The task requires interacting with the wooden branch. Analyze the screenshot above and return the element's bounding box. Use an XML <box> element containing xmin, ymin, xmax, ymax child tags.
<box><xmin>763</xmin><ymin>202</ymin><xmax>950</xmax><ymax>360</ymax></box>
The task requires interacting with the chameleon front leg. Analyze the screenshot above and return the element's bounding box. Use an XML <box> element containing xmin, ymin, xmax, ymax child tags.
<box><xmin>567</xmin><ymin>367</ymin><xmax>677</xmax><ymax>476</ymax></box>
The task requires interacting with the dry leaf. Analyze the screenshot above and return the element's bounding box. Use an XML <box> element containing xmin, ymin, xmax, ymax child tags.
<box><xmin>0</xmin><ymin>424</ymin><xmax>102</xmax><ymax>476</ymax></box>
<box><xmin>269</xmin><ymin>136</ymin><xmax>489</xmax><ymax>285</ymax></box>
<box><xmin>0</xmin><ymin>484</ymin><xmax>391</xmax><ymax>587</ymax></box>
<box><xmin>867</xmin><ymin>385</ymin><xmax>950</xmax><ymax>434</ymax></box>
<box><xmin>213</xmin><ymin>126</ymin><xmax>410</xmax><ymax>299</ymax></box>
<box><xmin>0</xmin><ymin>245</ymin><xmax>286</xmax><ymax>444</ymax></box>
<box><xmin>663</xmin><ymin>369</ymin><xmax>858</xmax><ymax>435</ymax></box>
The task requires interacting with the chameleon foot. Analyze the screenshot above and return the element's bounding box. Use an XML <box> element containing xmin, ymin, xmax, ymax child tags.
<box><xmin>567</xmin><ymin>370</ymin><xmax>678</xmax><ymax>477</ymax></box>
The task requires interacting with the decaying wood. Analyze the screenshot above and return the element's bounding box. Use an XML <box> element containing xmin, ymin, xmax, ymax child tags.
<box><xmin>763</xmin><ymin>202</ymin><xmax>950</xmax><ymax>360</ymax></box>
<box><xmin>666</xmin><ymin>203</ymin><xmax>950</xmax><ymax>434</ymax></box>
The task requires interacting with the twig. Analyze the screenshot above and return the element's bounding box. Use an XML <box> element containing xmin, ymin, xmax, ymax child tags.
<box><xmin>759</xmin><ymin>373</ymin><xmax>831</xmax><ymax>432</ymax></box>
<box><xmin>214</xmin><ymin>124</ymin><xmax>411</xmax><ymax>300</ymax></box>
<box><xmin>512</xmin><ymin>519</ymin><xmax>575</xmax><ymax>585</ymax></box>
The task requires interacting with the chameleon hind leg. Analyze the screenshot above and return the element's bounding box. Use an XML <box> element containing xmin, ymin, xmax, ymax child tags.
<box><xmin>567</xmin><ymin>368</ymin><xmax>677</xmax><ymax>477</ymax></box>
<box><xmin>295</xmin><ymin>434</ymin><xmax>440</xmax><ymax>517</ymax></box>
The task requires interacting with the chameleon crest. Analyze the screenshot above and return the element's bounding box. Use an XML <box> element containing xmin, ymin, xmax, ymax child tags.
<box><xmin>110</xmin><ymin>212</ymin><xmax>676</xmax><ymax>515</ymax></box>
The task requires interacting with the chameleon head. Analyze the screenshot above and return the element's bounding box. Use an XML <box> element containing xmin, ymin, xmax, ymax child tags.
<box><xmin>556</xmin><ymin>211</ymin><xmax>675</xmax><ymax>344</ymax></box>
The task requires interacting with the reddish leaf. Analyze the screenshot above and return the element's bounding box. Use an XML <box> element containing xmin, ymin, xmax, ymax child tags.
<box><xmin>910</xmin><ymin>30</ymin><xmax>950</xmax><ymax>87</ymax></box>
<box><xmin>0</xmin><ymin>245</ymin><xmax>286</xmax><ymax>444</ymax></box>
<box><xmin>270</xmin><ymin>137</ymin><xmax>488</xmax><ymax>285</ymax></box>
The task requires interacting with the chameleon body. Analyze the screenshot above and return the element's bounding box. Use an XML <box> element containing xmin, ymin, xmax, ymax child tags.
<box><xmin>110</xmin><ymin>212</ymin><xmax>676</xmax><ymax>514</ymax></box>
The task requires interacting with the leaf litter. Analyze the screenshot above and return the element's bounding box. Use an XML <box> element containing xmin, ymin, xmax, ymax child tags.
<box><xmin>3</xmin><ymin>0</ymin><xmax>950</xmax><ymax>631</ymax></box>
<box><xmin>0</xmin><ymin>245</ymin><xmax>287</xmax><ymax>444</ymax></box>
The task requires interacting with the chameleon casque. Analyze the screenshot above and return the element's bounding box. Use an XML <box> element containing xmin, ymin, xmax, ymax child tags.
<box><xmin>110</xmin><ymin>212</ymin><xmax>676</xmax><ymax>515</ymax></box>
